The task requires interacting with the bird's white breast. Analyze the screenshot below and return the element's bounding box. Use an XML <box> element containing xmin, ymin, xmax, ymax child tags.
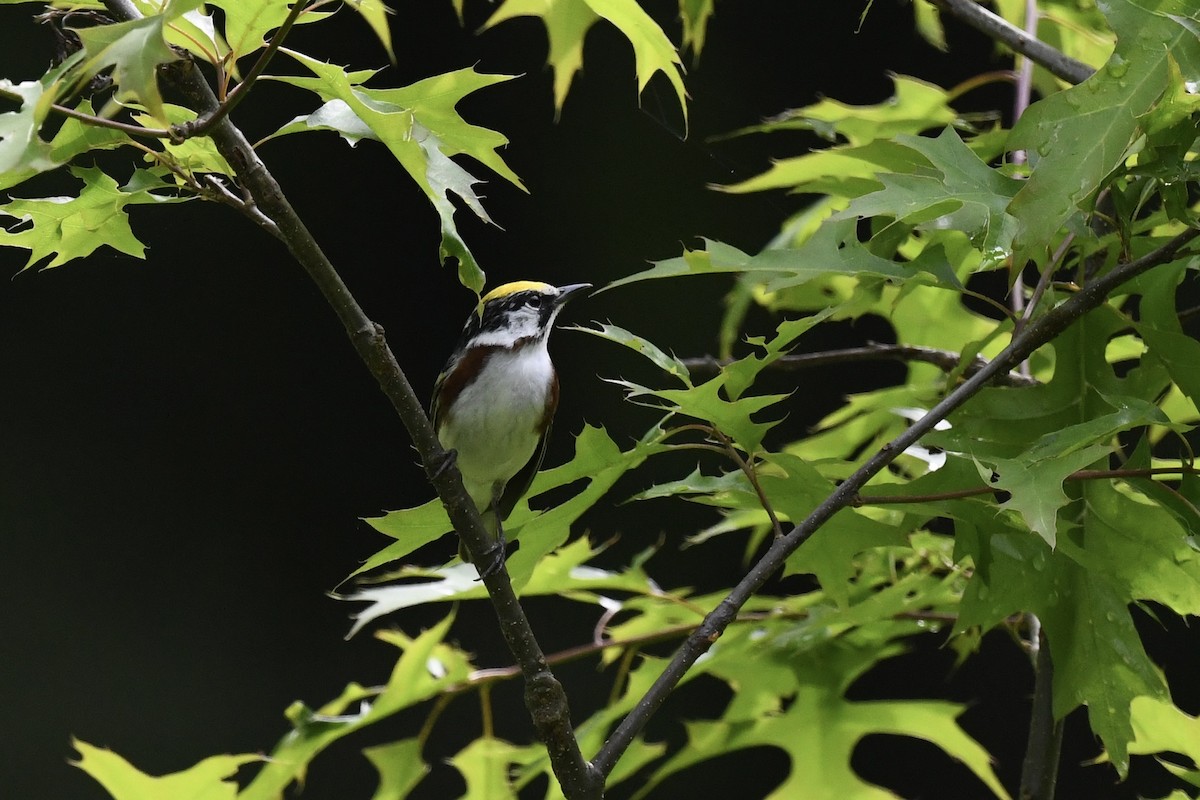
<box><xmin>438</xmin><ymin>342</ymin><xmax>553</xmax><ymax>508</ymax></box>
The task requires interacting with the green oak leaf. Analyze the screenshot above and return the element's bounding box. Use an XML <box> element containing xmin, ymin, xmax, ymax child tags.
<box><xmin>985</xmin><ymin>445</ymin><xmax>1109</xmax><ymax>546</ymax></box>
<box><xmin>0</xmin><ymin>166</ymin><xmax>181</xmax><ymax>269</ymax></box>
<box><xmin>1007</xmin><ymin>0</ymin><xmax>1200</xmax><ymax>262</ymax></box>
<box><xmin>954</xmin><ymin>473</ymin><xmax>1200</xmax><ymax>776</ymax></box>
<box><xmin>1133</xmin><ymin>263</ymin><xmax>1200</xmax><ymax>406</ymax></box>
<box><xmin>679</xmin><ymin>0</ymin><xmax>716</xmax><ymax>55</ymax></box>
<box><xmin>448</xmin><ymin>738</ymin><xmax>522</xmax><ymax>798</ymax></box>
<box><xmin>606</xmin><ymin>219</ymin><xmax>962</xmax><ymax>295</ymax></box>
<box><xmin>128</xmin><ymin>0</ymin><xmax>231</xmax><ymax>66</ymax></box>
<box><xmin>484</xmin><ymin>0</ymin><xmax>686</xmax><ymax>120</ymax></box>
<box><xmin>721</xmin><ymin>308</ymin><xmax>836</xmax><ymax>400</ymax></box>
<box><xmin>1127</xmin><ymin>696</ymin><xmax>1200</xmax><ymax>787</ymax></box>
<box><xmin>0</xmin><ymin>79</ymin><xmax>55</xmax><ymax>180</ymax></box>
<box><xmin>133</xmin><ymin>103</ymin><xmax>233</xmax><ymax>176</ymax></box>
<box><xmin>642</xmin><ymin>627</ymin><xmax>1010</xmax><ymax>799</ymax></box>
<box><xmin>717</xmin><ymin>138</ymin><xmax>933</xmax><ymax>198</ymax></box>
<box><xmin>72</xmin><ymin>740</ymin><xmax>259</xmax><ymax>800</ymax></box>
<box><xmin>344</xmin><ymin>0</ymin><xmax>395</xmax><ymax>63</ymax></box>
<box><xmin>730</xmin><ymin>75</ymin><xmax>957</xmax><ymax>146</ymax></box>
<box><xmin>762</xmin><ymin>453</ymin><xmax>911</xmax><ymax>607</ymax></box>
<box><xmin>204</xmin><ymin>0</ymin><xmax>331</xmax><ymax>63</ymax></box>
<box><xmin>572</xmin><ymin>322</ymin><xmax>694</xmax><ymax>386</ymax></box>
<box><xmin>239</xmin><ymin>618</ymin><xmax>470</xmax><ymax>800</ymax></box>
<box><xmin>74</xmin><ymin>0</ymin><xmax>207</xmax><ymax>124</ymax></box>
<box><xmin>0</xmin><ymin>55</ymin><xmax>123</xmax><ymax>191</ymax></box>
<box><xmin>835</xmin><ymin>127</ymin><xmax>1022</xmax><ymax>264</ymax></box>
<box><xmin>268</xmin><ymin>52</ymin><xmax>524</xmax><ymax>293</ymax></box>
<box><xmin>352</xmin><ymin>424</ymin><xmax>666</xmax><ymax>582</ymax></box>
<box><xmin>362</xmin><ymin>740</ymin><xmax>428</xmax><ymax>800</ymax></box>
<box><xmin>609</xmin><ymin>374</ymin><xmax>787</xmax><ymax>453</ymax></box>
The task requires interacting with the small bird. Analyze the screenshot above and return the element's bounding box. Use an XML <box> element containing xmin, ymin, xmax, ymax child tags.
<box><xmin>432</xmin><ymin>281</ymin><xmax>591</xmax><ymax>577</ymax></box>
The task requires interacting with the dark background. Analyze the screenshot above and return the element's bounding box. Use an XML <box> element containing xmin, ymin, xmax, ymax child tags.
<box><xmin>1</xmin><ymin>2</ymin><xmax>1194</xmax><ymax>798</ymax></box>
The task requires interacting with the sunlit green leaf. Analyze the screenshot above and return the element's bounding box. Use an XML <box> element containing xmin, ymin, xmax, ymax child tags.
<box><xmin>204</xmin><ymin>0</ymin><xmax>331</xmax><ymax>62</ymax></box>
<box><xmin>267</xmin><ymin>52</ymin><xmax>523</xmax><ymax>292</ymax></box>
<box><xmin>74</xmin><ymin>0</ymin><xmax>206</xmax><ymax>124</ymax></box>
<box><xmin>72</xmin><ymin>740</ymin><xmax>259</xmax><ymax>800</ymax></box>
<box><xmin>732</xmin><ymin>75</ymin><xmax>956</xmax><ymax>146</ymax></box>
<box><xmin>239</xmin><ymin>616</ymin><xmax>470</xmax><ymax>800</ymax></box>
<box><xmin>364</xmin><ymin>739</ymin><xmax>427</xmax><ymax>800</ymax></box>
<box><xmin>679</xmin><ymin>0</ymin><xmax>716</xmax><ymax>55</ymax></box>
<box><xmin>0</xmin><ymin>165</ymin><xmax>184</xmax><ymax>269</ymax></box>
<box><xmin>484</xmin><ymin>0</ymin><xmax>686</xmax><ymax>120</ymax></box>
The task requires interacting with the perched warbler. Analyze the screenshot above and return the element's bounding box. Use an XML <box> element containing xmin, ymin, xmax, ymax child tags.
<box><xmin>432</xmin><ymin>281</ymin><xmax>591</xmax><ymax>577</ymax></box>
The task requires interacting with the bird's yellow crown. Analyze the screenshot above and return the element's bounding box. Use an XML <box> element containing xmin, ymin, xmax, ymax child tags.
<box><xmin>480</xmin><ymin>281</ymin><xmax>554</xmax><ymax>303</ymax></box>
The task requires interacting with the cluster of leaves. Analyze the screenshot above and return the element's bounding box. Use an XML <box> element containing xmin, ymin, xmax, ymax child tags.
<box><xmin>0</xmin><ymin>0</ymin><xmax>690</xmax><ymax>291</ymax></box>
<box><xmin>5</xmin><ymin>0</ymin><xmax>1200</xmax><ymax>798</ymax></box>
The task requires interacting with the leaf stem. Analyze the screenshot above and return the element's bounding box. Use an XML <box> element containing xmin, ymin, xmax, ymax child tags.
<box><xmin>591</xmin><ymin>225</ymin><xmax>1200</xmax><ymax>778</ymax></box>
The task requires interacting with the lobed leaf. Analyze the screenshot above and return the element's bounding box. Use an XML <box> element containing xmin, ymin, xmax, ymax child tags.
<box><xmin>1006</xmin><ymin>0</ymin><xmax>1200</xmax><ymax>262</ymax></box>
<box><xmin>267</xmin><ymin>52</ymin><xmax>523</xmax><ymax>292</ymax></box>
<box><xmin>363</xmin><ymin>739</ymin><xmax>428</xmax><ymax>800</ymax></box>
<box><xmin>835</xmin><ymin>127</ymin><xmax>1022</xmax><ymax>267</ymax></box>
<box><xmin>484</xmin><ymin>0</ymin><xmax>686</xmax><ymax>120</ymax></box>
<box><xmin>0</xmin><ymin>166</ymin><xmax>184</xmax><ymax>270</ymax></box>
<box><xmin>73</xmin><ymin>0</ymin><xmax>206</xmax><ymax>124</ymax></box>
<box><xmin>72</xmin><ymin>741</ymin><xmax>259</xmax><ymax>800</ymax></box>
<box><xmin>238</xmin><ymin>617</ymin><xmax>470</xmax><ymax>800</ymax></box>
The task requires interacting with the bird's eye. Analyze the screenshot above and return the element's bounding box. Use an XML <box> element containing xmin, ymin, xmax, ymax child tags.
<box><xmin>527</xmin><ymin>295</ymin><xmax>544</xmax><ymax>309</ymax></box>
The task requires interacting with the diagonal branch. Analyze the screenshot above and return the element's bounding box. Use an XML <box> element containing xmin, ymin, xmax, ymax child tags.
<box><xmin>927</xmin><ymin>0</ymin><xmax>1094</xmax><ymax>85</ymax></box>
<box><xmin>98</xmin><ymin>1</ymin><xmax>601</xmax><ymax>797</ymax></box>
<box><xmin>590</xmin><ymin>225</ymin><xmax>1200</xmax><ymax>777</ymax></box>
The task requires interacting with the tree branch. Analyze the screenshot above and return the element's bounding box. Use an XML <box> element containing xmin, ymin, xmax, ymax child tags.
<box><xmin>927</xmin><ymin>0</ymin><xmax>1094</xmax><ymax>85</ymax></box>
<box><xmin>591</xmin><ymin>225</ymin><xmax>1200</xmax><ymax>777</ymax></box>
<box><xmin>681</xmin><ymin>343</ymin><xmax>1039</xmax><ymax>388</ymax></box>
<box><xmin>99</xmin><ymin>2</ymin><xmax>600</xmax><ymax>796</ymax></box>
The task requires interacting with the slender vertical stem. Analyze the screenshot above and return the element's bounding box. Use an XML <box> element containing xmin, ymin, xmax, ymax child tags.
<box><xmin>1020</xmin><ymin>628</ymin><xmax>1065</xmax><ymax>799</ymax></box>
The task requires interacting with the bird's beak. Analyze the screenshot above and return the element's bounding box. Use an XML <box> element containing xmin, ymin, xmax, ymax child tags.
<box><xmin>554</xmin><ymin>283</ymin><xmax>592</xmax><ymax>306</ymax></box>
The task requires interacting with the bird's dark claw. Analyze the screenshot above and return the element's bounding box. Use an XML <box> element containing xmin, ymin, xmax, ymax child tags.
<box><xmin>430</xmin><ymin>448</ymin><xmax>458</xmax><ymax>481</ymax></box>
<box><xmin>474</xmin><ymin>520</ymin><xmax>508</xmax><ymax>580</ymax></box>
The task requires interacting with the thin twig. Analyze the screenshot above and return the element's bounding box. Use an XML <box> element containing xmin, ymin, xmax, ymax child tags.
<box><xmin>709</xmin><ymin>426</ymin><xmax>785</xmax><ymax>540</ymax></box>
<box><xmin>1017</xmin><ymin>234</ymin><xmax>1074</xmax><ymax>334</ymax></box>
<box><xmin>681</xmin><ymin>343</ymin><xmax>1039</xmax><ymax>388</ymax></box>
<box><xmin>459</xmin><ymin>606</ymin><xmax>964</xmax><ymax>687</ymax></box>
<box><xmin>928</xmin><ymin>0</ymin><xmax>1094</xmax><ymax>85</ymax></box>
<box><xmin>0</xmin><ymin>84</ymin><xmax>172</xmax><ymax>138</ymax></box>
<box><xmin>591</xmin><ymin>226</ymin><xmax>1200</xmax><ymax>778</ymax></box>
<box><xmin>853</xmin><ymin>465</ymin><xmax>1200</xmax><ymax>507</ymax></box>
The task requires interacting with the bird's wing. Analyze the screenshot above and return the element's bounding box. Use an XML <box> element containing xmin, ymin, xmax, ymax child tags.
<box><xmin>497</xmin><ymin>420</ymin><xmax>552</xmax><ymax>522</ymax></box>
